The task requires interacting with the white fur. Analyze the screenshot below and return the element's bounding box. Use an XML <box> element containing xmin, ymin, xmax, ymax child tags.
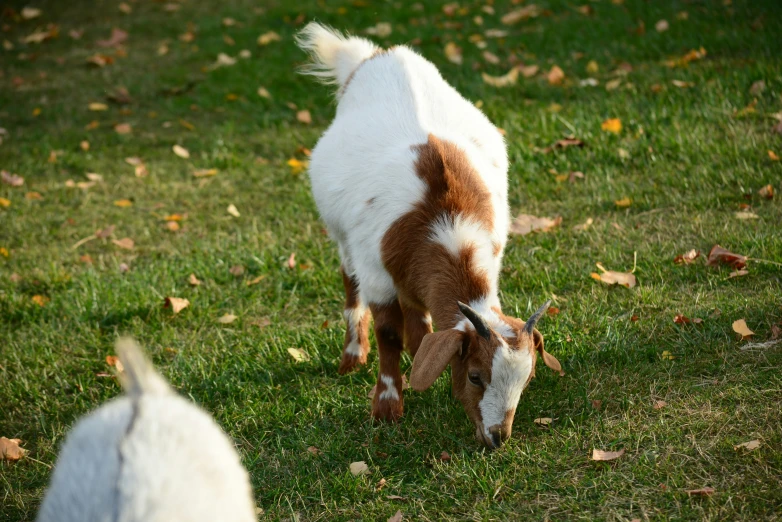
<box><xmin>378</xmin><ymin>374</ymin><xmax>400</xmax><ymax>401</ymax></box>
<box><xmin>299</xmin><ymin>22</ymin><xmax>510</xmax><ymax>308</ymax></box>
<box><xmin>295</xmin><ymin>24</ymin><xmax>378</xmax><ymax>90</ymax></box>
<box><xmin>478</xmin><ymin>339</ymin><xmax>534</xmax><ymax>439</ymax></box>
<box><xmin>36</xmin><ymin>339</ymin><xmax>255</xmax><ymax>522</ymax></box>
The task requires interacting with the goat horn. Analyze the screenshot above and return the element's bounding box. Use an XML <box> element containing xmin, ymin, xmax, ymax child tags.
<box><xmin>523</xmin><ymin>300</ymin><xmax>552</xmax><ymax>334</ymax></box>
<box><xmin>457</xmin><ymin>302</ymin><xmax>491</xmax><ymax>340</ymax></box>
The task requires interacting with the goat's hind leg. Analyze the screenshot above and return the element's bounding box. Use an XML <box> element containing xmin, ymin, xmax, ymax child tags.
<box><xmin>370</xmin><ymin>300</ymin><xmax>405</xmax><ymax>422</ymax></box>
<box><xmin>338</xmin><ymin>266</ymin><xmax>371</xmax><ymax>375</ymax></box>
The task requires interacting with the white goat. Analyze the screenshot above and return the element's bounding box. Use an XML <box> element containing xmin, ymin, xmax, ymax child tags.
<box><xmin>297</xmin><ymin>23</ymin><xmax>562</xmax><ymax>449</ymax></box>
<box><xmin>36</xmin><ymin>338</ymin><xmax>256</xmax><ymax>522</ymax></box>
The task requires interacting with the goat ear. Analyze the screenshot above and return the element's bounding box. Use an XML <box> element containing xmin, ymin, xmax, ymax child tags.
<box><xmin>532</xmin><ymin>328</ymin><xmax>563</xmax><ymax>376</ymax></box>
<box><xmin>410</xmin><ymin>329</ymin><xmax>464</xmax><ymax>392</ymax></box>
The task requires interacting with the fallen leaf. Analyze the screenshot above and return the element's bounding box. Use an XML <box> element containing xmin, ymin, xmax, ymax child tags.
<box><xmin>118</xmin><ymin>2</ymin><xmax>132</xmax><ymax>14</ymax></box>
<box><xmin>573</xmin><ymin>217</ymin><xmax>593</xmax><ymax>231</ymax></box>
<box><xmin>758</xmin><ymin>184</ymin><xmax>774</xmax><ymax>199</ymax></box>
<box><xmin>286</xmin><ymin>252</ymin><xmax>296</xmax><ymax>269</ymax></box>
<box><xmin>534</xmin><ymin>417</ymin><xmax>553</xmax><ymax>426</ymax></box>
<box><xmin>481</xmin><ymin>68</ymin><xmax>519</xmax><ymax>87</ymax></box>
<box><xmin>89</xmin><ymin>102</ymin><xmax>109</xmax><ymax>111</ymax></box>
<box><xmin>510</xmin><ymin>214</ymin><xmax>562</xmax><ymax>235</ymax></box>
<box><xmin>386</xmin><ymin>495</ymin><xmax>405</xmax><ymax>501</ymax></box>
<box><xmin>287</xmin><ymin>158</ymin><xmax>308</xmax><ymax>175</ymax></box>
<box><xmin>586</xmin><ymin>60</ymin><xmax>599</xmax><ymax>74</ymax></box>
<box><xmin>114</xmin><ymin>199</ymin><xmax>132</xmax><ymax>207</ymax></box>
<box><xmin>365</xmin><ymin>22</ymin><xmax>392</xmax><ymax>37</ymax></box>
<box><xmin>735</xmin><ymin>211</ymin><xmax>759</xmax><ymax>220</ymax></box>
<box><xmin>706</xmin><ymin>245</ymin><xmax>747</xmax><ymax>269</ymax></box>
<box><xmin>591</xmin><ymin>263</ymin><xmax>637</xmax><ymax>288</ymax></box>
<box><xmin>80</xmin><ymin>140</ymin><xmax>90</xmax><ymax>151</ymax></box>
<box><xmin>674</xmin><ymin>314</ymin><xmax>703</xmax><ymax>325</ymax></box>
<box><xmin>25</xmin><ymin>191</ymin><xmax>42</xmax><ymax>200</ymax></box>
<box><xmin>749</xmin><ymin>80</ymin><xmax>766</xmax><ymax>96</ymax></box>
<box><xmin>227</xmin><ymin>204</ymin><xmax>240</xmax><ymax>218</ymax></box>
<box><xmin>349</xmin><ymin>461</ymin><xmax>369</xmax><ymax>476</ymax></box>
<box><xmin>653</xmin><ymin>400</ymin><xmax>667</xmax><ymax>410</ymax></box>
<box><xmin>732</xmin><ymin>319</ymin><xmax>754</xmax><ymax>339</ymax></box>
<box><xmin>172</xmin><ymin>145</ymin><xmax>190</xmax><ymax>158</ymax></box>
<box><xmin>112</xmin><ymin>238</ymin><xmax>134</xmax><ymax>250</ymax></box>
<box><xmin>187</xmin><ymin>273</ymin><xmax>202</xmax><ymax>286</ymax></box>
<box><xmin>192</xmin><ymin>168</ymin><xmax>218</xmax><ymax>178</ymax></box>
<box><xmin>257</xmin><ymin>87</ymin><xmax>271</xmax><ymax>98</ymax></box>
<box><xmin>387</xmin><ymin>510</ymin><xmax>402</xmax><ymax>522</ymax></box>
<box><xmin>734</xmin><ymin>440</ymin><xmax>760</xmax><ymax>451</ymax></box>
<box><xmin>672</xmin><ymin>79</ymin><xmax>694</xmax><ymax>88</ymax></box>
<box><xmin>674</xmin><ymin>249</ymin><xmax>700</xmax><ymax>264</ymax></box>
<box><xmin>614</xmin><ymin>197</ymin><xmax>632</xmax><ymax>207</ymax></box>
<box><xmin>501</xmin><ymin>5</ymin><xmax>541</xmax><ymax>24</ymax></box>
<box><xmin>97</xmin><ymin>28</ymin><xmax>128</xmax><ymax>48</ymax></box>
<box><xmin>114</xmin><ymin>123</ymin><xmax>132</xmax><ymax>134</ymax></box>
<box><xmin>229</xmin><ymin>265</ymin><xmax>245</xmax><ymax>277</ymax></box>
<box><xmin>661</xmin><ymin>350</ymin><xmax>675</xmax><ymax>360</ymax></box>
<box><xmin>257</xmin><ymin>31</ymin><xmax>280</xmax><ymax>45</ymax></box>
<box><xmin>605</xmin><ymin>78</ymin><xmax>622</xmax><ymax>91</ymax></box>
<box><xmin>547</xmin><ymin>307</ymin><xmax>560</xmax><ymax>317</ymax></box>
<box><xmin>246</xmin><ymin>275</ymin><xmax>266</xmax><ymax>286</ymax></box>
<box><xmin>1</xmin><ymin>171</ymin><xmax>24</xmax><ymax>187</ymax></box>
<box><xmin>547</xmin><ymin>65</ymin><xmax>565</xmax><ymax>85</ymax></box>
<box><xmin>685</xmin><ymin>487</ymin><xmax>715</xmax><ymax>497</ymax></box>
<box><xmin>591</xmin><ymin>399</ymin><xmax>602</xmax><ymax>409</ymax></box>
<box><xmin>217</xmin><ymin>313</ymin><xmax>238</xmax><ymax>324</ymax></box>
<box><xmin>0</xmin><ymin>437</ymin><xmax>26</xmax><ymax>461</ymax></box>
<box><xmin>21</xmin><ymin>7</ymin><xmax>42</xmax><ymax>19</ymax></box>
<box><xmin>665</xmin><ymin>47</ymin><xmax>706</xmax><ymax>68</ymax></box>
<box><xmin>165</xmin><ymin>221</ymin><xmax>180</xmax><ymax>232</ymax></box>
<box><xmin>728</xmin><ymin>269</ymin><xmax>749</xmax><ymax>279</ymax></box>
<box><xmin>601</xmin><ymin>118</ymin><xmax>622</xmax><ymax>134</ymax></box>
<box><xmin>31</xmin><ymin>295</ymin><xmax>49</xmax><ymax>307</ymax></box>
<box><xmin>0</xmin><ymin>248</ymin><xmax>8</xmax><ymax>257</ymax></box>
<box><xmin>105</xmin><ymin>355</ymin><xmax>125</xmax><ymax>373</ymax></box>
<box><xmin>69</xmin><ymin>29</ymin><xmax>84</xmax><ymax>39</ymax></box>
<box><xmin>206</xmin><ymin>53</ymin><xmax>237</xmax><ymax>71</ymax></box>
<box><xmin>251</xmin><ymin>317</ymin><xmax>271</xmax><ymax>329</ymax></box>
<box><xmin>287</xmin><ymin>347</ymin><xmax>310</xmax><ymax>362</ymax></box>
<box><xmin>482</xmin><ymin>51</ymin><xmax>500</xmax><ymax>65</ymax></box>
<box><xmin>769</xmin><ymin>150</ymin><xmax>780</xmax><ymax>161</ymax></box>
<box><xmin>307</xmin><ymin>446</ymin><xmax>321</xmax><ymax>455</ymax></box>
<box><xmin>0</xmin><ymin>198</ymin><xmax>10</xmax><ymax>208</ymax></box>
<box><xmin>296</xmin><ymin>110</ymin><xmax>312</xmax><ymax>124</ymax></box>
<box><xmin>591</xmin><ymin>448</ymin><xmax>625</xmax><ymax>461</ymax></box>
<box><xmin>95</xmin><ymin>225</ymin><xmax>115</xmax><ymax>238</ymax></box>
<box><xmin>164</xmin><ymin>296</ymin><xmax>190</xmax><ymax>314</ymax></box>
<box><xmin>444</xmin><ymin>42</ymin><xmax>463</xmax><ymax>64</ymax></box>
<box><xmin>655</xmin><ymin>19</ymin><xmax>669</xmax><ymax>32</ymax></box>
<box><xmin>519</xmin><ymin>64</ymin><xmax>539</xmax><ymax>77</ymax></box>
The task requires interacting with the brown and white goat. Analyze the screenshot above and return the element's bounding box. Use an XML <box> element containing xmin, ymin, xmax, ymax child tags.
<box><xmin>297</xmin><ymin>23</ymin><xmax>562</xmax><ymax>449</ymax></box>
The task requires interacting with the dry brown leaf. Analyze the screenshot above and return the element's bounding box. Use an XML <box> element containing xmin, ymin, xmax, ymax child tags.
<box><xmin>769</xmin><ymin>150</ymin><xmax>780</xmax><ymax>161</ymax></box>
<box><xmin>706</xmin><ymin>245</ymin><xmax>747</xmax><ymax>270</ymax></box>
<box><xmin>653</xmin><ymin>400</ymin><xmax>667</xmax><ymax>410</ymax></box>
<box><xmin>601</xmin><ymin>118</ymin><xmax>622</xmax><ymax>134</ymax></box>
<box><xmin>307</xmin><ymin>446</ymin><xmax>321</xmax><ymax>455</ymax></box>
<box><xmin>728</xmin><ymin>269</ymin><xmax>749</xmax><ymax>279</ymax></box>
<box><xmin>229</xmin><ymin>265</ymin><xmax>245</xmax><ymax>277</ymax></box>
<box><xmin>518</xmin><ymin>64</ymin><xmax>539</xmax><ymax>77</ymax></box>
<box><xmin>614</xmin><ymin>197</ymin><xmax>631</xmax><ymax>208</ymax></box>
<box><xmin>674</xmin><ymin>249</ymin><xmax>700</xmax><ymax>264</ymax></box>
<box><xmin>674</xmin><ymin>314</ymin><xmax>703</xmax><ymax>325</ymax></box>
<box><xmin>97</xmin><ymin>28</ymin><xmax>128</xmax><ymax>48</ymax></box>
<box><xmin>444</xmin><ymin>42</ymin><xmax>463</xmax><ymax>64</ymax></box>
<box><xmin>251</xmin><ymin>317</ymin><xmax>271</xmax><ymax>329</ymax></box>
<box><xmin>286</xmin><ymin>252</ymin><xmax>296</xmax><ymax>269</ymax></box>
<box><xmin>25</xmin><ymin>192</ymin><xmax>42</xmax><ymax>200</ymax></box>
<box><xmin>246</xmin><ymin>275</ymin><xmax>266</xmax><ymax>286</ymax></box>
<box><xmin>1</xmin><ymin>171</ymin><xmax>24</xmax><ymax>187</ymax></box>
<box><xmin>534</xmin><ymin>417</ymin><xmax>553</xmax><ymax>426</ymax></box>
<box><xmin>732</xmin><ymin>319</ymin><xmax>754</xmax><ymax>339</ymax></box>
<box><xmin>386</xmin><ymin>495</ymin><xmax>405</xmax><ymax>501</ymax></box>
<box><xmin>440</xmin><ymin>451</ymin><xmax>451</xmax><ymax>462</ymax></box>
<box><xmin>114</xmin><ymin>123</ymin><xmax>132</xmax><ymax>134</ymax></box>
<box><xmin>735</xmin><ymin>211</ymin><xmax>759</xmax><ymax>220</ymax></box>
<box><xmin>296</xmin><ymin>110</ymin><xmax>312</xmax><ymax>124</ymax></box>
<box><xmin>164</xmin><ymin>221</ymin><xmax>180</xmax><ymax>232</ymax></box>
<box><xmin>655</xmin><ymin>19</ymin><xmax>669</xmax><ymax>32</ymax></box>
<box><xmin>734</xmin><ymin>440</ymin><xmax>760</xmax><ymax>451</ymax></box>
<box><xmin>543</xmin><ymin>137</ymin><xmax>584</xmax><ymax>153</ymax></box>
<box><xmin>501</xmin><ymin>5</ymin><xmax>541</xmax><ymax>24</ymax></box>
<box><xmin>89</xmin><ymin>102</ymin><xmax>109</xmax><ymax>111</ymax></box>
<box><xmin>21</xmin><ymin>7</ymin><xmax>42</xmax><ymax>19</ymax></box>
<box><xmin>114</xmin><ymin>199</ymin><xmax>132</xmax><ymax>207</ymax></box>
<box><xmin>591</xmin><ymin>263</ymin><xmax>637</xmax><ymax>288</ymax></box>
<box><xmin>217</xmin><ymin>313</ymin><xmax>238</xmax><ymax>324</ymax></box>
<box><xmin>547</xmin><ymin>307</ymin><xmax>560</xmax><ymax>317</ymax></box>
<box><xmin>481</xmin><ymin>68</ymin><xmax>519</xmax><ymax>87</ymax></box>
<box><xmin>591</xmin><ymin>448</ymin><xmax>625</xmax><ymax>461</ymax></box>
<box><xmin>31</xmin><ymin>295</ymin><xmax>49</xmax><ymax>307</ymax></box>
<box><xmin>387</xmin><ymin>510</ymin><xmax>403</xmax><ymax>522</ymax></box>
<box><xmin>227</xmin><ymin>204</ymin><xmax>240</xmax><ymax>218</ymax></box>
<box><xmin>758</xmin><ymin>184</ymin><xmax>774</xmax><ymax>200</ymax></box>
<box><xmin>172</xmin><ymin>145</ymin><xmax>190</xmax><ymax>158</ymax></box>
<box><xmin>0</xmin><ymin>437</ymin><xmax>26</xmax><ymax>461</ymax></box>
<box><xmin>685</xmin><ymin>487</ymin><xmax>715</xmax><ymax>496</ymax></box>
<box><xmin>365</xmin><ymin>22</ymin><xmax>392</xmax><ymax>37</ymax></box>
<box><xmin>573</xmin><ymin>217</ymin><xmax>593</xmax><ymax>231</ymax></box>
<box><xmin>111</xmin><ymin>238</ymin><xmax>134</xmax><ymax>250</ymax></box>
<box><xmin>0</xmin><ymin>197</ymin><xmax>10</xmax><ymax>208</ymax></box>
<box><xmin>105</xmin><ymin>355</ymin><xmax>125</xmax><ymax>372</ymax></box>
<box><xmin>257</xmin><ymin>87</ymin><xmax>271</xmax><ymax>98</ymax></box>
<box><xmin>547</xmin><ymin>65</ymin><xmax>565</xmax><ymax>85</ymax></box>
<box><xmin>510</xmin><ymin>214</ymin><xmax>562</xmax><ymax>235</ymax></box>
<box><xmin>257</xmin><ymin>31</ymin><xmax>280</xmax><ymax>45</ymax></box>
<box><xmin>206</xmin><ymin>53</ymin><xmax>237</xmax><ymax>71</ymax></box>
<box><xmin>349</xmin><ymin>461</ymin><xmax>369</xmax><ymax>476</ymax></box>
<box><xmin>482</xmin><ymin>51</ymin><xmax>500</xmax><ymax>65</ymax></box>
<box><xmin>591</xmin><ymin>400</ymin><xmax>603</xmax><ymax>409</ymax></box>
<box><xmin>187</xmin><ymin>273</ymin><xmax>202</xmax><ymax>286</ymax></box>
<box><xmin>672</xmin><ymin>79</ymin><xmax>694</xmax><ymax>88</ymax></box>
<box><xmin>287</xmin><ymin>347</ymin><xmax>310</xmax><ymax>362</ymax></box>
<box><xmin>164</xmin><ymin>296</ymin><xmax>190</xmax><ymax>314</ymax></box>
<box><xmin>749</xmin><ymin>80</ymin><xmax>766</xmax><ymax>96</ymax></box>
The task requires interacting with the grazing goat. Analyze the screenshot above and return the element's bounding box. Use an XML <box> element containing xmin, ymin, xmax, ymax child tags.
<box><xmin>297</xmin><ymin>23</ymin><xmax>562</xmax><ymax>449</ymax></box>
<box><xmin>36</xmin><ymin>338</ymin><xmax>256</xmax><ymax>522</ymax></box>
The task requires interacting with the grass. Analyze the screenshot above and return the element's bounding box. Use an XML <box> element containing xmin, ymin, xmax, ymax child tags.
<box><xmin>1</xmin><ymin>0</ymin><xmax>781</xmax><ymax>520</ymax></box>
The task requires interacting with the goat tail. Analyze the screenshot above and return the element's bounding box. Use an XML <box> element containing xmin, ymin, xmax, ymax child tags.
<box><xmin>116</xmin><ymin>337</ymin><xmax>170</xmax><ymax>397</ymax></box>
<box><xmin>295</xmin><ymin>22</ymin><xmax>379</xmax><ymax>89</ymax></box>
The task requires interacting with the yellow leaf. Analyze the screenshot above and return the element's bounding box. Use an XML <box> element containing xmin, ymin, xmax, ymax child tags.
<box><xmin>734</xmin><ymin>440</ymin><xmax>761</xmax><ymax>451</ymax></box>
<box><xmin>0</xmin><ymin>197</ymin><xmax>11</xmax><ymax>208</ymax></box>
<box><xmin>591</xmin><ymin>448</ymin><xmax>625</xmax><ymax>461</ymax></box>
<box><xmin>661</xmin><ymin>350</ymin><xmax>675</xmax><ymax>360</ymax></box>
<box><xmin>444</xmin><ymin>42</ymin><xmax>463</xmax><ymax>64</ymax></box>
<box><xmin>614</xmin><ymin>197</ymin><xmax>631</xmax><ymax>207</ymax></box>
<box><xmin>31</xmin><ymin>295</ymin><xmax>50</xmax><ymax>307</ymax></box>
<box><xmin>287</xmin><ymin>158</ymin><xmax>308</xmax><ymax>175</ymax></box>
<box><xmin>0</xmin><ymin>437</ymin><xmax>26</xmax><ymax>461</ymax></box>
<box><xmin>80</xmin><ymin>140</ymin><xmax>90</xmax><ymax>151</ymax></box>
<box><xmin>32</xmin><ymin>107</ymin><xmax>41</xmax><ymax>116</ymax></box>
<box><xmin>287</xmin><ymin>347</ymin><xmax>311</xmax><ymax>362</ymax></box>
<box><xmin>227</xmin><ymin>204</ymin><xmax>240</xmax><ymax>217</ymax></box>
<box><xmin>114</xmin><ymin>199</ymin><xmax>133</xmax><ymax>207</ymax></box>
<box><xmin>481</xmin><ymin>68</ymin><xmax>519</xmax><ymax>87</ymax></box>
<box><xmin>217</xmin><ymin>313</ymin><xmax>238</xmax><ymax>324</ymax></box>
<box><xmin>769</xmin><ymin>150</ymin><xmax>780</xmax><ymax>161</ymax></box>
<box><xmin>165</xmin><ymin>221</ymin><xmax>180</xmax><ymax>232</ymax></box>
<box><xmin>193</xmin><ymin>168</ymin><xmax>218</xmax><ymax>177</ymax></box>
<box><xmin>586</xmin><ymin>60</ymin><xmax>599</xmax><ymax>74</ymax></box>
<box><xmin>257</xmin><ymin>31</ymin><xmax>280</xmax><ymax>45</ymax></box>
<box><xmin>25</xmin><ymin>192</ymin><xmax>42</xmax><ymax>200</ymax></box>
<box><xmin>731</xmin><ymin>319</ymin><xmax>754</xmax><ymax>339</ymax></box>
<box><xmin>164</xmin><ymin>214</ymin><xmax>184</xmax><ymax>221</ymax></box>
<box><xmin>0</xmin><ymin>247</ymin><xmax>8</xmax><ymax>257</ymax></box>
<box><xmin>257</xmin><ymin>87</ymin><xmax>271</xmax><ymax>98</ymax></box>
<box><xmin>187</xmin><ymin>273</ymin><xmax>202</xmax><ymax>286</ymax></box>
<box><xmin>164</xmin><ymin>296</ymin><xmax>190</xmax><ymax>314</ymax></box>
<box><xmin>297</xmin><ymin>110</ymin><xmax>312</xmax><ymax>124</ymax></box>
<box><xmin>547</xmin><ymin>65</ymin><xmax>565</xmax><ymax>85</ymax></box>
<box><xmin>601</xmin><ymin>118</ymin><xmax>622</xmax><ymax>134</ymax></box>
<box><xmin>172</xmin><ymin>145</ymin><xmax>190</xmax><ymax>158</ymax></box>
<box><xmin>246</xmin><ymin>275</ymin><xmax>266</xmax><ymax>286</ymax></box>
<box><xmin>89</xmin><ymin>102</ymin><xmax>109</xmax><ymax>111</ymax></box>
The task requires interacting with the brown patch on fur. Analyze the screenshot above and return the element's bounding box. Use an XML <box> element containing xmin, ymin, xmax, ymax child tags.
<box><xmin>366</xmin><ymin>197</ymin><xmax>376</xmax><ymax>206</ymax></box>
<box><xmin>381</xmin><ymin>134</ymin><xmax>495</xmax><ymax>330</ymax></box>
<box><xmin>370</xmin><ymin>300</ymin><xmax>405</xmax><ymax>422</ymax></box>
<box><xmin>492</xmin><ymin>242</ymin><xmax>502</xmax><ymax>257</ymax></box>
<box><xmin>402</xmin><ymin>302</ymin><xmax>432</xmax><ymax>358</ymax></box>
<box><xmin>339</xmin><ymin>47</ymin><xmax>393</xmax><ymax>97</ymax></box>
<box><xmin>338</xmin><ymin>267</ymin><xmax>371</xmax><ymax>374</ymax></box>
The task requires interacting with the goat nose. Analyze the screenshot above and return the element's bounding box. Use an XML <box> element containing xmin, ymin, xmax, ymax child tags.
<box><xmin>486</xmin><ymin>425</ymin><xmax>504</xmax><ymax>449</ymax></box>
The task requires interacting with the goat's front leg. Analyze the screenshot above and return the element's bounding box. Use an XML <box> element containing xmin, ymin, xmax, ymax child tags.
<box><xmin>338</xmin><ymin>267</ymin><xmax>371</xmax><ymax>375</ymax></box>
<box><xmin>369</xmin><ymin>300</ymin><xmax>405</xmax><ymax>422</ymax></box>
<box><xmin>401</xmin><ymin>302</ymin><xmax>433</xmax><ymax>359</ymax></box>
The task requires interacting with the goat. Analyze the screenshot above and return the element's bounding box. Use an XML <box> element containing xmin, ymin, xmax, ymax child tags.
<box><xmin>36</xmin><ymin>338</ymin><xmax>256</xmax><ymax>522</ymax></box>
<box><xmin>296</xmin><ymin>23</ymin><xmax>562</xmax><ymax>449</ymax></box>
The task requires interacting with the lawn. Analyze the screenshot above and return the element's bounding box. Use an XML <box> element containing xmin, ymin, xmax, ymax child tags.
<box><xmin>1</xmin><ymin>0</ymin><xmax>781</xmax><ymax>520</ymax></box>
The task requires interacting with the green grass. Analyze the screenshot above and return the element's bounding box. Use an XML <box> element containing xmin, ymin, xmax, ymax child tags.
<box><xmin>2</xmin><ymin>0</ymin><xmax>781</xmax><ymax>520</ymax></box>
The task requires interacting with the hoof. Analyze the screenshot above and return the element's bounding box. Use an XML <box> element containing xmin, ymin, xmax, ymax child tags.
<box><xmin>338</xmin><ymin>352</ymin><xmax>367</xmax><ymax>375</ymax></box>
<box><xmin>371</xmin><ymin>397</ymin><xmax>404</xmax><ymax>422</ymax></box>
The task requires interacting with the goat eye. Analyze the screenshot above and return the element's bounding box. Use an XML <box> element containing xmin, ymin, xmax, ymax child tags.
<box><xmin>468</xmin><ymin>373</ymin><xmax>483</xmax><ymax>387</ymax></box>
